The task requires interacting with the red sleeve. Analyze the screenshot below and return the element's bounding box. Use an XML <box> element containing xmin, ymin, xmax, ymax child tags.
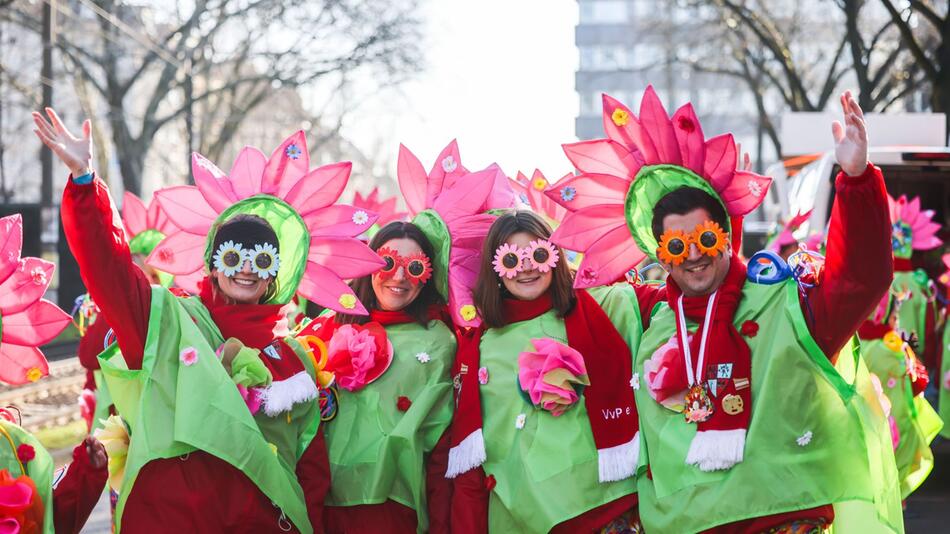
<box><xmin>633</xmin><ymin>283</ymin><xmax>667</xmax><ymax>330</ymax></box>
<box><xmin>426</xmin><ymin>432</ymin><xmax>452</xmax><ymax>534</ymax></box>
<box><xmin>77</xmin><ymin>317</ymin><xmax>111</xmax><ymax>373</ymax></box>
<box><xmin>295</xmin><ymin>426</ymin><xmax>330</xmax><ymax>532</ymax></box>
<box><xmin>803</xmin><ymin>164</ymin><xmax>892</xmax><ymax>361</ymax></box>
<box><xmin>52</xmin><ymin>443</ymin><xmax>108</xmax><ymax>534</ymax></box>
<box><xmin>450</xmin><ymin>467</ymin><xmax>489</xmax><ymax>534</ymax></box>
<box><xmin>61</xmin><ymin>176</ymin><xmax>151</xmax><ymax>369</ymax></box>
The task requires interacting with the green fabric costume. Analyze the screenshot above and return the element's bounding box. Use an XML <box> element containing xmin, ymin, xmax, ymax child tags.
<box><xmin>891</xmin><ymin>270</ymin><xmax>935</xmax><ymax>360</ymax></box>
<box><xmin>478</xmin><ymin>284</ymin><xmax>641</xmax><ymax>533</ymax></box>
<box><xmin>324</xmin><ymin>318</ymin><xmax>455</xmax><ymax>533</ymax></box>
<box><xmin>938</xmin><ymin>321</ymin><xmax>950</xmax><ymax>439</ymax></box>
<box><xmin>634</xmin><ymin>280</ymin><xmax>903</xmax><ymax>533</ymax></box>
<box><xmin>0</xmin><ymin>420</ymin><xmax>55</xmax><ymax>534</ymax></box>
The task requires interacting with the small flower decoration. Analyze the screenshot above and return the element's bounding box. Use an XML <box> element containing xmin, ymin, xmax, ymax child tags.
<box><xmin>478</xmin><ymin>367</ymin><xmax>489</xmax><ymax>385</ymax></box>
<box><xmin>397</xmin><ymin>396</ymin><xmax>412</xmax><ymax>411</ymax></box>
<box><xmin>285</xmin><ymin>143</ymin><xmax>303</xmax><ymax>160</ymax></box>
<box><xmin>519</xmin><ymin>193</ymin><xmax>530</xmax><ymax>205</ymax></box>
<box><xmin>16</xmin><ymin>444</ymin><xmax>35</xmax><ymax>464</ymax></box>
<box><xmin>796</xmin><ymin>430</ymin><xmax>813</xmax><ymax>447</ymax></box>
<box><xmin>630</xmin><ymin>372</ymin><xmax>640</xmax><ymax>390</ymax></box>
<box><xmin>352</xmin><ymin>210</ymin><xmax>370</xmax><ymax>226</ymax></box>
<box><xmin>249</xmin><ymin>243</ymin><xmax>280</xmax><ymax>280</ymax></box>
<box><xmin>677</xmin><ymin>116</ymin><xmax>695</xmax><ymax>133</ymax></box>
<box><xmin>747</xmin><ymin>180</ymin><xmax>763</xmax><ymax>197</ymax></box>
<box><xmin>740</xmin><ymin>320</ymin><xmax>759</xmax><ymax>338</ymax></box>
<box><xmin>532</xmin><ymin>176</ymin><xmax>548</xmax><ymax>191</ymax></box>
<box><xmin>30</xmin><ymin>266</ymin><xmax>47</xmax><ymax>286</ymax></box>
<box><xmin>886</xmin><ymin>377</ymin><xmax>897</xmax><ymax>389</ymax></box>
<box><xmin>179</xmin><ymin>347</ymin><xmax>199</xmax><ymax>366</ymax></box>
<box><xmin>560</xmin><ymin>186</ymin><xmax>577</xmax><ymax>202</ymax></box>
<box><xmin>883</xmin><ymin>331</ymin><xmax>903</xmax><ymax>353</ymax></box>
<box><xmin>212</xmin><ymin>240</ymin><xmax>245</xmax><ymax>277</ymax></box>
<box><xmin>25</xmin><ymin>367</ymin><xmax>42</xmax><ymax>383</ymax></box>
<box><xmin>943</xmin><ymin>369</ymin><xmax>950</xmax><ymax>390</ymax></box>
<box><xmin>416</xmin><ymin>352</ymin><xmax>431</xmax><ymax>364</ymax></box>
<box><xmin>493</xmin><ymin>243</ymin><xmax>523</xmax><ymax>279</ymax></box>
<box><xmin>694</xmin><ymin>221</ymin><xmax>728</xmax><ymax>257</ymax></box>
<box><xmin>657</xmin><ymin>229</ymin><xmax>690</xmax><ymax>266</ymax></box>
<box><xmin>157</xmin><ymin>247</ymin><xmax>174</xmax><ymax>263</ymax></box>
<box><xmin>515</xmin><ymin>413</ymin><xmax>527</xmax><ymax>429</ymax></box>
<box><xmin>441</xmin><ymin>155</ymin><xmax>458</xmax><ymax>173</ymax></box>
<box><xmin>611</xmin><ymin>108</ymin><xmax>629</xmax><ymax>127</ymax></box>
<box><xmin>485</xmin><ymin>474</ymin><xmax>497</xmax><ymax>490</ymax></box>
<box><xmin>578</xmin><ymin>267</ymin><xmax>598</xmax><ymax>286</ymax></box>
<box><xmin>460</xmin><ymin>305</ymin><xmax>478</xmax><ymax>322</ymax></box>
<box><xmin>339</xmin><ymin>294</ymin><xmax>357</xmax><ymax>310</ymax></box>
<box><xmin>526</xmin><ymin>240</ymin><xmax>560</xmax><ymax>273</ymax></box>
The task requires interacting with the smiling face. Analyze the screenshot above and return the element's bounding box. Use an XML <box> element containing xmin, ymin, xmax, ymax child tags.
<box><xmin>660</xmin><ymin>208</ymin><xmax>731</xmax><ymax>296</ymax></box>
<box><xmin>372</xmin><ymin>237</ymin><xmax>425</xmax><ymax>311</ymax></box>
<box><xmin>500</xmin><ymin>231</ymin><xmax>553</xmax><ymax>301</ymax></box>
<box><xmin>213</xmin><ymin>260</ymin><xmax>270</xmax><ymax>304</ymax></box>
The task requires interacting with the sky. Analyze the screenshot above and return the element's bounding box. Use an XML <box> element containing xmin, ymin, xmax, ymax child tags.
<box><xmin>338</xmin><ymin>0</ymin><xmax>580</xmax><ymax>184</ymax></box>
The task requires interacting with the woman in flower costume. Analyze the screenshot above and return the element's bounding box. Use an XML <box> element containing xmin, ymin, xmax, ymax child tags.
<box><xmin>887</xmin><ymin>193</ymin><xmax>942</xmax><ymax>374</ymax></box>
<box><xmin>299</xmin><ymin>140</ymin><xmax>511</xmax><ymax>534</ymax></box>
<box><xmin>0</xmin><ymin>213</ymin><xmax>108</xmax><ymax>533</ymax></box>
<box><xmin>449</xmin><ymin>209</ymin><xmax>660</xmax><ymax>533</ymax></box>
<box><xmin>857</xmin><ymin>292</ymin><xmax>942</xmax><ymax>499</ymax></box>
<box><xmin>35</xmin><ymin>107</ymin><xmax>383</xmax><ymax>533</ymax></box>
<box><xmin>546</xmin><ymin>87</ymin><xmax>902</xmax><ymax>533</ymax></box>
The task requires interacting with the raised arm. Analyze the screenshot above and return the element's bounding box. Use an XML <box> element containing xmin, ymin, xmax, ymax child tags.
<box><xmin>33</xmin><ymin>109</ymin><xmax>152</xmax><ymax>368</ymax></box>
<box><xmin>804</xmin><ymin>92</ymin><xmax>892</xmax><ymax>360</ymax></box>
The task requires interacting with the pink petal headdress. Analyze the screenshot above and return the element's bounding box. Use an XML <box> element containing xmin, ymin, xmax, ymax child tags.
<box><xmin>888</xmin><ymin>194</ymin><xmax>942</xmax><ymax>259</ymax></box>
<box><xmin>768</xmin><ymin>209</ymin><xmax>812</xmax><ymax>252</ymax></box>
<box><xmin>353</xmin><ymin>187</ymin><xmax>408</xmax><ymax>229</ymax></box>
<box><xmin>121</xmin><ymin>192</ymin><xmax>194</xmax><ymax>290</ymax></box>
<box><xmin>396</xmin><ymin>139</ymin><xmax>515</xmax><ymax>326</ymax></box>
<box><xmin>147</xmin><ymin>131</ymin><xmax>385</xmax><ymax>313</ymax></box>
<box><xmin>0</xmin><ymin>215</ymin><xmax>72</xmax><ymax>385</ymax></box>
<box><xmin>547</xmin><ymin>85</ymin><xmax>772</xmax><ymax>288</ymax></box>
<box><xmin>510</xmin><ymin>170</ymin><xmax>569</xmax><ymax>227</ymax></box>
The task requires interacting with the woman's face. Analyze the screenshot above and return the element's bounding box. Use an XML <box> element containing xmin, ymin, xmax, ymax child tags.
<box><xmin>213</xmin><ymin>259</ymin><xmax>270</xmax><ymax>304</ymax></box>
<box><xmin>372</xmin><ymin>237</ymin><xmax>425</xmax><ymax>311</ymax></box>
<box><xmin>500</xmin><ymin>231</ymin><xmax>553</xmax><ymax>301</ymax></box>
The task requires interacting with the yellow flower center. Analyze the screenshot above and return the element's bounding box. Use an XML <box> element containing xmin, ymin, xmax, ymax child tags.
<box><xmin>460</xmin><ymin>305</ymin><xmax>477</xmax><ymax>321</ymax></box>
<box><xmin>611</xmin><ymin>108</ymin><xmax>630</xmax><ymax>127</ymax></box>
<box><xmin>26</xmin><ymin>367</ymin><xmax>43</xmax><ymax>382</ymax></box>
<box><xmin>339</xmin><ymin>294</ymin><xmax>357</xmax><ymax>309</ymax></box>
<box><xmin>532</xmin><ymin>178</ymin><xmax>547</xmax><ymax>191</ymax></box>
<box><xmin>882</xmin><ymin>331</ymin><xmax>902</xmax><ymax>352</ymax></box>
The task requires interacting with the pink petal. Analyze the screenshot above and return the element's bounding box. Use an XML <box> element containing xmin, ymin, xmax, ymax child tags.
<box><xmin>549</xmin><ymin>205</ymin><xmax>627</xmax><ymax>252</ymax></box>
<box><xmin>427</xmin><ymin>140</ymin><xmax>466</xmax><ymax>207</ymax></box>
<box><xmin>228</xmin><ymin>147</ymin><xmax>267</xmax><ymax>200</ymax></box>
<box><xmin>887</xmin><ymin>194</ymin><xmax>900</xmax><ymax>224</ymax></box>
<box><xmin>719</xmin><ymin>171</ymin><xmax>772</xmax><ymax>216</ymax></box>
<box><xmin>173</xmin><ymin>269</ymin><xmax>205</xmax><ymax>295</ymax></box>
<box><xmin>193</xmin><ymin>153</ymin><xmax>237</xmax><ymax>212</ymax></box>
<box><xmin>304</xmin><ymin>205</ymin><xmax>380</xmax><ymax>238</ymax></box>
<box><xmin>297</xmin><ymin>261</ymin><xmax>367</xmax><ymax>315</ymax></box>
<box><xmin>397</xmin><ymin>144</ymin><xmax>429</xmax><ymax>215</ymax></box>
<box><xmin>432</xmin><ymin>166</ymin><xmax>497</xmax><ymax>222</ymax></box>
<box><xmin>903</xmin><ymin>196</ymin><xmax>921</xmax><ymax>224</ymax></box>
<box><xmin>562</xmin><ymin>139</ymin><xmax>641</xmax><ymax>179</ymax></box>
<box><xmin>601</xmin><ymin>93</ymin><xmax>657</xmax><ymax>163</ymax></box>
<box><xmin>545</xmin><ymin>173</ymin><xmax>630</xmax><ymax>211</ymax></box>
<box><xmin>147</xmin><ymin>231</ymin><xmax>207</xmax><ymax>275</ymax></box>
<box><xmin>263</xmin><ymin>131</ymin><xmax>310</xmax><ymax>197</ymax></box>
<box><xmin>638</xmin><ymin>86</ymin><xmax>681</xmax><ymax>166</ymax></box>
<box><xmin>147</xmin><ymin>196</ymin><xmax>173</xmax><ymax>234</ymax></box>
<box><xmin>0</xmin><ymin>343</ymin><xmax>48</xmax><ymax>385</ymax></box>
<box><xmin>911</xmin><ymin>210</ymin><xmax>935</xmax><ymax>233</ymax></box>
<box><xmin>0</xmin><ymin>258</ymin><xmax>54</xmax><ymax>315</ymax></box>
<box><xmin>942</xmin><ymin>253</ymin><xmax>950</xmax><ymax>270</ymax></box>
<box><xmin>914</xmin><ymin>235</ymin><xmax>943</xmax><ymax>250</ymax></box>
<box><xmin>572</xmin><ymin>225</ymin><xmax>645</xmax><ymax>289</ymax></box>
<box><xmin>308</xmin><ymin>236</ymin><xmax>386</xmax><ymax>279</ymax></box>
<box><xmin>0</xmin><ymin>214</ymin><xmax>23</xmax><ymax>282</ymax></box>
<box><xmin>122</xmin><ymin>192</ymin><xmax>148</xmax><ymax>237</ymax></box>
<box><xmin>442</xmin><ymin>164</ymin><xmax>515</xmax><ymax>213</ymax></box>
<box><xmin>671</xmin><ymin>103</ymin><xmax>706</xmax><ymax>173</ymax></box>
<box><xmin>285</xmin><ymin>162</ymin><xmax>352</xmax><ymax>216</ymax></box>
<box><xmin>703</xmin><ymin>134</ymin><xmax>737</xmax><ymax>191</ymax></box>
<box><xmin>1</xmin><ymin>299</ymin><xmax>70</xmax><ymax>346</ymax></box>
<box><xmin>482</xmin><ymin>164</ymin><xmax>517</xmax><ymax>211</ymax></box>
<box><xmin>448</xmin><ymin>252</ymin><xmax>482</xmax><ymax>328</ymax></box>
<box><xmin>155</xmin><ymin>186</ymin><xmax>218</xmax><ymax>234</ymax></box>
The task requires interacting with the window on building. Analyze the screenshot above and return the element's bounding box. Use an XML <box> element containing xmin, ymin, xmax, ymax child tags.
<box><xmin>579</xmin><ymin>0</ymin><xmax>629</xmax><ymax>24</ymax></box>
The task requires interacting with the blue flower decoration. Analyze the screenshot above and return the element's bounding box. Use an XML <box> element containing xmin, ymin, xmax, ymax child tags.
<box><xmin>561</xmin><ymin>186</ymin><xmax>577</xmax><ymax>202</ymax></box>
<box><xmin>285</xmin><ymin>143</ymin><xmax>302</xmax><ymax>160</ymax></box>
<box><xmin>519</xmin><ymin>193</ymin><xmax>530</xmax><ymax>205</ymax></box>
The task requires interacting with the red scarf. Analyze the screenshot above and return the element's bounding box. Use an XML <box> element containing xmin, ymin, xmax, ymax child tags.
<box><xmin>665</xmin><ymin>254</ymin><xmax>751</xmax><ymax>471</ymax></box>
<box><xmin>447</xmin><ymin>290</ymin><xmax>639</xmax><ymax>482</ymax></box>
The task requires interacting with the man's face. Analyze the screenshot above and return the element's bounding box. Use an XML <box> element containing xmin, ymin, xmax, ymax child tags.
<box><xmin>659</xmin><ymin>208</ymin><xmax>731</xmax><ymax>296</ymax></box>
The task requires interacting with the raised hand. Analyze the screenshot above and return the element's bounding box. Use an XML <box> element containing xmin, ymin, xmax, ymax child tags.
<box><xmin>831</xmin><ymin>91</ymin><xmax>869</xmax><ymax>177</ymax></box>
<box><xmin>736</xmin><ymin>142</ymin><xmax>752</xmax><ymax>172</ymax></box>
<box><xmin>32</xmin><ymin>108</ymin><xmax>93</xmax><ymax>178</ymax></box>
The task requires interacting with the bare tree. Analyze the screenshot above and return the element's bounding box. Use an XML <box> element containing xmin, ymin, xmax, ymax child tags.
<box><xmin>4</xmin><ymin>0</ymin><xmax>422</xmax><ymax>195</ymax></box>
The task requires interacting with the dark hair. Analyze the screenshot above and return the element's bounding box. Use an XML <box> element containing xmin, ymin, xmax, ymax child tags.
<box><xmin>474</xmin><ymin>211</ymin><xmax>575</xmax><ymax>328</ymax></box>
<box><xmin>336</xmin><ymin>221</ymin><xmax>444</xmax><ymax>326</ymax></box>
<box><xmin>209</xmin><ymin>214</ymin><xmax>279</xmax><ymax>304</ymax></box>
<box><xmin>651</xmin><ymin>187</ymin><xmax>729</xmax><ymax>241</ymax></box>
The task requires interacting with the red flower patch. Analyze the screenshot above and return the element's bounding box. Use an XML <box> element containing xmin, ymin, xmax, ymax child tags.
<box><xmin>740</xmin><ymin>320</ymin><xmax>759</xmax><ymax>337</ymax></box>
<box><xmin>396</xmin><ymin>396</ymin><xmax>412</xmax><ymax>412</ymax></box>
<box><xmin>677</xmin><ymin>116</ymin><xmax>695</xmax><ymax>133</ymax></box>
<box><xmin>17</xmin><ymin>444</ymin><xmax>35</xmax><ymax>463</ymax></box>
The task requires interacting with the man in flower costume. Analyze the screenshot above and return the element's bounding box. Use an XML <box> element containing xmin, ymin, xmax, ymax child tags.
<box><xmin>0</xmin><ymin>213</ymin><xmax>108</xmax><ymax>533</ymax></box>
<box><xmin>887</xmin><ymin>194</ymin><xmax>942</xmax><ymax>374</ymax></box>
<box><xmin>548</xmin><ymin>88</ymin><xmax>902</xmax><ymax>533</ymax></box>
<box><xmin>36</xmin><ymin>107</ymin><xmax>383</xmax><ymax>533</ymax></box>
<box><xmin>857</xmin><ymin>291</ymin><xmax>942</xmax><ymax>499</ymax></box>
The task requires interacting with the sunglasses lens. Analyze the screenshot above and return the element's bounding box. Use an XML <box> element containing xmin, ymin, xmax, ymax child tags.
<box><xmin>532</xmin><ymin>247</ymin><xmax>549</xmax><ymax>264</ymax></box>
<box><xmin>502</xmin><ymin>252</ymin><xmax>520</xmax><ymax>269</ymax></box>
<box><xmin>223</xmin><ymin>250</ymin><xmax>242</xmax><ymax>268</ymax></box>
<box><xmin>407</xmin><ymin>260</ymin><xmax>425</xmax><ymax>277</ymax></box>
<box><xmin>668</xmin><ymin>238</ymin><xmax>686</xmax><ymax>256</ymax></box>
<box><xmin>699</xmin><ymin>231</ymin><xmax>717</xmax><ymax>248</ymax></box>
<box><xmin>382</xmin><ymin>256</ymin><xmax>396</xmax><ymax>272</ymax></box>
<box><xmin>254</xmin><ymin>252</ymin><xmax>272</xmax><ymax>270</ymax></box>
